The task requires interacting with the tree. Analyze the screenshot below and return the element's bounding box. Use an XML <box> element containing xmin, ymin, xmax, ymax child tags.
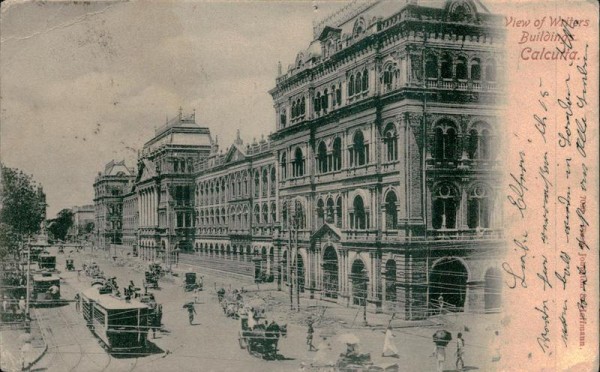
<box><xmin>0</xmin><ymin>164</ymin><xmax>46</xmax><ymax>238</ymax></box>
<box><xmin>0</xmin><ymin>223</ymin><xmax>20</xmax><ymax>260</ymax></box>
<box><xmin>47</xmin><ymin>209</ymin><xmax>74</xmax><ymax>242</ymax></box>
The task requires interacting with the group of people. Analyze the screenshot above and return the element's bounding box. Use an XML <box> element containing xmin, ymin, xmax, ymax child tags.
<box><xmin>1</xmin><ymin>295</ymin><xmax>27</xmax><ymax>322</ymax></box>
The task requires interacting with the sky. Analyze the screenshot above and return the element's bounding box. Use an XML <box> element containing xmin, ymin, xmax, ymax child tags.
<box><xmin>0</xmin><ymin>0</ymin><xmax>353</xmax><ymax>217</ymax></box>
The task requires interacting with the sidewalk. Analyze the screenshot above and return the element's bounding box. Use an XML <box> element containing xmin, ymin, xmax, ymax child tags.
<box><xmin>0</xmin><ymin>316</ymin><xmax>47</xmax><ymax>372</ymax></box>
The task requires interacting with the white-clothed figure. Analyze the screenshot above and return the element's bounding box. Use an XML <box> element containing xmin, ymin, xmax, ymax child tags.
<box><xmin>382</xmin><ymin>325</ymin><xmax>399</xmax><ymax>357</ymax></box>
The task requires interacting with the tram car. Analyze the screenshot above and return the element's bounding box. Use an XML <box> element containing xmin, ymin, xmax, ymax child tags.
<box><xmin>38</xmin><ymin>253</ymin><xmax>57</xmax><ymax>271</ymax></box>
<box><xmin>31</xmin><ymin>272</ymin><xmax>61</xmax><ymax>306</ymax></box>
<box><xmin>80</xmin><ymin>285</ymin><xmax>150</xmax><ymax>353</ymax></box>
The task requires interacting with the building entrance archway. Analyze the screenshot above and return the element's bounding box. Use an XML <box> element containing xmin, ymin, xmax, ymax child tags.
<box><xmin>351</xmin><ymin>259</ymin><xmax>368</xmax><ymax>306</ymax></box>
<box><xmin>385</xmin><ymin>259</ymin><xmax>396</xmax><ymax>303</ymax></box>
<box><xmin>429</xmin><ymin>257</ymin><xmax>468</xmax><ymax>311</ymax></box>
<box><xmin>484</xmin><ymin>268</ymin><xmax>502</xmax><ymax>312</ymax></box>
<box><xmin>322</xmin><ymin>246</ymin><xmax>339</xmax><ymax>299</ymax></box>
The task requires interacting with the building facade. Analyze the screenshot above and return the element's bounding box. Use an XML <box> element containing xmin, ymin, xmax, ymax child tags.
<box><xmin>93</xmin><ymin>160</ymin><xmax>135</xmax><ymax>250</ymax></box>
<box><xmin>68</xmin><ymin>204</ymin><xmax>95</xmax><ymax>242</ymax></box>
<box><xmin>135</xmin><ymin>110</ymin><xmax>212</xmax><ymax>263</ymax></box>
<box><xmin>269</xmin><ymin>0</ymin><xmax>505</xmax><ymax>319</ymax></box>
<box><xmin>122</xmin><ymin>187</ymin><xmax>139</xmax><ymax>249</ymax></box>
<box><xmin>193</xmin><ymin>132</ymin><xmax>278</xmax><ymax>276</ymax></box>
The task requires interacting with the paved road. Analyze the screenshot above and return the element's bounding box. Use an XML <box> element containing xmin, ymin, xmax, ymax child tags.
<box><xmin>33</xmin><ymin>247</ymin><xmax>502</xmax><ymax>371</ymax></box>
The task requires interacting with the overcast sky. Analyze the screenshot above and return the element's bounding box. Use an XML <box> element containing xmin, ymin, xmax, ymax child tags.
<box><xmin>0</xmin><ymin>0</ymin><xmax>353</xmax><ymax>217</ymax></box>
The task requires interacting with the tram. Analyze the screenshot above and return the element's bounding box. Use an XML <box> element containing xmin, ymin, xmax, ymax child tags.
<box><xmin>80</xmin><ymin>285</ymin><xmax>150</xmax><ymax>353</ymax></box>
<box><xmin>31</xmin><ymin>272</ymin><xmax>61</xmax><ymax>306</ymax></box>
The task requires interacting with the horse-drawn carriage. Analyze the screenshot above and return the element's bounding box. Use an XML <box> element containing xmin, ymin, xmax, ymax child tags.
<box><xmin>66</xmin><ymin>258</ymin><xmax>75</xmax><ymax>271</ymax></box>
<box><xmin>144</xmin><ymin>271</ymin><xmax>159</xmax><ymax>289</ymax></box>
<box><xmin>238</xmin><ymin>315</ymin><xmax>286</xmax><ymax>360</ymax></box>
<box><xmin>184</xmin><ymin>272</ymin><xmax>203</xmax><ymax>292</ymax></box>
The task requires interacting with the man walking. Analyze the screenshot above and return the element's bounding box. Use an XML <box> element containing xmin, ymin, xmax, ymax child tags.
<box><xmin>455</xmin><ymin>332</ymin><xmax>465</xmax><ymax>371</ymax></box>
<box><xmin>307</xmin><ymin>320</ymin><xmax>317</xmax><ymax>351</ymax></box>
<box><xmin>187</xmin><ymin>303</ymin><xmax>196</xmax><ymax>325</ymax></box>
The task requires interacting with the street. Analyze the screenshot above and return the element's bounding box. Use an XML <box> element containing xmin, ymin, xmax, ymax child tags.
<box><xmin>29</xmin><ymin>247</ymin><xmax>502</xmax><ymax>372</ymax></box>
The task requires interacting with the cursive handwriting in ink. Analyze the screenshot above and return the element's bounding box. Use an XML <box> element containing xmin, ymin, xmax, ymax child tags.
<box><xmin>508</xmin><ymin>151</ymin><xmax>527</xmax><ymax>218</ymax></box>
<box><xmin>539</xmin><ymin>152</ymin><xmax>552</xmax><ymax>244</ymax></box>
<box><xmin>556</xmin><ymin>19</ymin><xmax>575</xmax><ymax>57</ymax></box>
<box><xmin>558</xmin><ymin>187</ymin><xmax>571</xmax><ymax>242</ymax></box>
<box><xmin>555</xmin><ymin>251</ymin><xmax>571</xmax><ymax>290</ymax></box>
<box><xmin>536</xmin><ymin>255</ymin><xmax>553</xmax><ymax>291</ymax></box>
<box><xmin>565</xmin><ymin>158</ymin><xmax>571</xmax><ymax>179</ymax></box>
<box><xmin>502</xmin><ymin>232</ymin><xmax>529</xmax><ymax>289</ymax></box>
<box><xmin>534</xmin><ymin>78</ymin><xmax>549</xmax><ymax>143</ymax></box>
<box><xmin>576</xmin><ymin>196</ymin><xmax>589</xmax><ymax>251</ymax></box>
<box><xmin>559</xmin><ymin>300</ymin><xmax>568</xmax><ymax>347</ymax></box>
<box><xmin>557</xmin><ymin>74</ymin><xmax>573</xmax><ymax>148</ymax></box>
<box><xmin>535</xmin><ymin>300</ymin><xmax>551</xmax><ymax>353</ymax></box>
<box><xmin>576</xmin><ymin>43</ymin><xmax>588</xmax><ymax>108</ymax></box>
<box><xmin>580</xmin><ymin>163</ymin><xmax>587</xmax><ymax>191</ymax></box>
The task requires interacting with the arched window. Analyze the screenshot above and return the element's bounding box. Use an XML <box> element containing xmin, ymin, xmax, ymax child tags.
<box><xmin>280</xmin><ymin>152</ymin><xmax>287</xmax><ymax>180</ymax></box>
<box><xmin>383</xmin><ymin>124</ymin><xmax>398</xmax><ymax>162</ymax></box>
<box><xmin>270</xmin><ymin>168</ymin><xmax>276</xmax><ymax>196</ymax></box>
<box><xmin>254</xmin><ymin>172</ymin><xmax>260</xmax><ymax>197</ymax></box>
<box><xmin>468</xmin><ymin>185</ymin><xmax>491</xmax><ymax>228</ymax></box>
<box><xmin>292</xmin><ymin>101</ymin><xmax>297</xmax><ymax>118</ymax></box>
<box><xmin>433</xmin><ymin>121</ymin><xmax>457</xmax><ymax>161</ymax></box>
<box><xmin>322</xmin><ymin>89</ymin><xmax>328</xmax><ymax>111</ymax></box>
<box><xmin>262</xmin><ymin>169</ymin><xmax>268</xmax><ymax>197</ymax></box>
<box><xmin>456</xmin><ymin>56</ymin><xmax>467</xmax><ymax>80</ymax></box>
<box><xmin>293</xmin><ymin>147</ymin><xmax>305</xmax><ymax>177</ymax></box>
<box><xmin>432</xmin><ymin>184</ymin><xmax>458</xmax><ymax>229</ymax></box>
<box><xmin>350</xmin><ymin>130</ymin><xmax>367</xmax><ymax>166</ymax></box>
<box><xmin>317</xmin><ymin>199</ymin><xmax>325</xmax><ymax>226</ymax></box>
<box><xmin>355</xmin><ymin>71</ymin><xmax>362</xmax><ymax>93</ymax></box>
<box><xmin>293</xmin><ymin>201</ymin><xmax>306</xmax><ymax>229</ymax></box>
<box><xmin>335</xmin><ymin>197</ymin><xmax>342</xmax><ymax>228</ymax></box>
<box><xmin>425</xmin><ymin>55</ymin><xmax>438</xmax><ymax>79</ymax></box>
<box><xmin>270</xmin><ymin>202</ymin><xmax>276</xmax><ymax>224</ymax></box>
<box><xmin>383</xmin><ymin>64</ymin><xmax>394</xmax><ymax>90</ymax></box>
<box><xmin>317</xmin><ymin>141</ymin><xmax>328</xmax><ymax>173</ymax></box>
<box><xmin>254</xmin><ymin>205</ymin><xmax>260</xmax><ymax>224</ymax></box>
<box><xmin>282</xmin><ymin>201</ymin><xmax>288</xmax><ymax>229</ymax></box>
<box><xmin>262</xmin><ymin>203</ymin><xmax>268</xmax><ymax>224</ymax></box>
<box><xmin>361</xmin><ymin>69</ymin><xmax>369</xmax><ymax>92</ymax></box>
<box><xmin>348</xmin><ymin>75</ymin><xmax>355</xmax><ymax>96</ymax></box>
<box><xmin>470</xmin><ymin>58</ymin><xmax>481</xmax><ymax>81</ymax></box>
<box><xmin>326</xmin><ymin>198</ymin><xmax>335</xmax><ymax>224</ymax></box>
<box><xmin>315</xmin><ymin>92</ymin><xmax>322</xmax><ymax>112</ymax></box>
<box><xmin>468</xmin><ymin>124</ymin><xmax>492</xmax><ymax>160</ymax></box>
<box><xmin>485</xmin><ymin>59</ymin><xmax>496</xmax><ymax>81</ymax></box>
<box><xmin>336</xmin><ymin>85</ymin><xmax>342</xmax><ymax>105</ymax></box>
<box><xmin>441</xmin><ymin>53</ymin><xmax>453</xmax><ymax>79</ymax></box>
<box><xmin>300</xmin><ymin>96</ymin><xmax>306</xmax><ymax>115</ymax></box>
<box><xmin>222</xmin><ymin>207</ymin><xmax>226</xmax><ymax>225</ymax></box>
<box><xmin>332</xmin><ymin>137</ymin><xmax>342</xmax><ymax>171</ymax></box>
<box><xmin>385</xmin><ymin>191</ymin><xmax>398</xmax><ymax>230</ymax></box>
<box><xmin>280</xmin><ymin>110</ymin><xmax>287</xmax><ymax>128</ymax></box>
<box><xmin>350</xmin><ymin>195</ymin><xmax>367</xmax><ymax>229</ymax></box>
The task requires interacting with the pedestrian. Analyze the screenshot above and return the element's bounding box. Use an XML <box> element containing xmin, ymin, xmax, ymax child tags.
<box><xmin>382</xmin><ymin>323</ymin><xmax>399</xmax><ymax>358</ymax></box>
<box><xmin>74</xmin><ymin>293</ymin><xmax>80</xmax><ymax>312</ymax></box>
<box><xmin>18</xmin><ymin>296</ymin><xmax>26</xmax><ymax>314</ymax></box>
<box><xmin>187</xmin><ymin>303</ymin><xmax>196</xmax><ymax>325</ymax></box>
<box><xmin>432</xmin><ymin>342</ymin><xmax>446</xmax><ymax>372</ymax></box>
<box><xmin>438</xmin><ymin>294</ymin><xmax>444</xmax><ymax>314</ymax></box>
<box><xmin>2</xmin><ymin>296</ymin><xmax>8</xmax><ymax>322</ymax></box>
<box><xmin>456</xmin><ymin>332</ymin><xmax>465</xmax><ymax>371</ymax></box>
<box><xmin>307</xmin><ymin>321</ymin><xmax>316</xmax><ymax>351</ymax></box>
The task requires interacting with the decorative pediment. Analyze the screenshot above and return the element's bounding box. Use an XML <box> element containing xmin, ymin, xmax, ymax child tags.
<box><xmin>311</xmin><ymin>223</ymin><xmax>342</xmax><ymax>244</ymax></box>
<box><xmin>317</xmin><ymin>26</ymin><xmax>342</xmax><ymax>42</ymax></box>
<box><xmin>224</xmin><ymin>144</ymin><xmax>246</xmax><ymax>164</ymax></box>
<box><xmin>136</xmin><ymin>159</ymin><xmax>156</xmax><ymax>183</ymax></box>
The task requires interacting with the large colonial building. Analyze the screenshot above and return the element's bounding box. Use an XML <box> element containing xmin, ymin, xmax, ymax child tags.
<box><xmin>94</xmin><ymin>0</ymin><xmax>504</xmax><ymax>320</ymax></box>
<box><xmin>134</xmin><ymin>110</ymin><xmax>212</xmax><ymax>263</ymax></box>
<box><xmin>93</xmin><ymin>160</ymin><xmax>135</xmax><ymax>249</ymax></box>
<box><xmin>269</xmin><ymin>0</ymin><xmax>505</xmax><ymax>319</ymax></box>
<box><xmin>193</xmin><ymin>132</ymin><xmax>277</xmax><ymax>275</ymax></box>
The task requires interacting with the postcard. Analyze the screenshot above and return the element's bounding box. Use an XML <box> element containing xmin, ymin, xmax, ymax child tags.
<box><xmin>0</xmin><ymin>1</ymin><xmax>597</xmax><ymax>371</ymax></box>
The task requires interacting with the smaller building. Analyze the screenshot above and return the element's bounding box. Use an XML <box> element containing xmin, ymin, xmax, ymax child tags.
<box><xmin>93</xmin><ymin>160</ymin><xmax>135</xmax><ymax>250</ymax></box>
<box><xmin>68</xmin><ymin>204</ymin><xmax>95</xmax><ymax>242</ymax></box>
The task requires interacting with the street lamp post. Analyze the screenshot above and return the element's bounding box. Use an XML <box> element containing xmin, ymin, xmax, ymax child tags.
<box><xmin>362</xmin><ymin>267</ymin><xmax>368</xmax><ymax>326</ymax></box>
